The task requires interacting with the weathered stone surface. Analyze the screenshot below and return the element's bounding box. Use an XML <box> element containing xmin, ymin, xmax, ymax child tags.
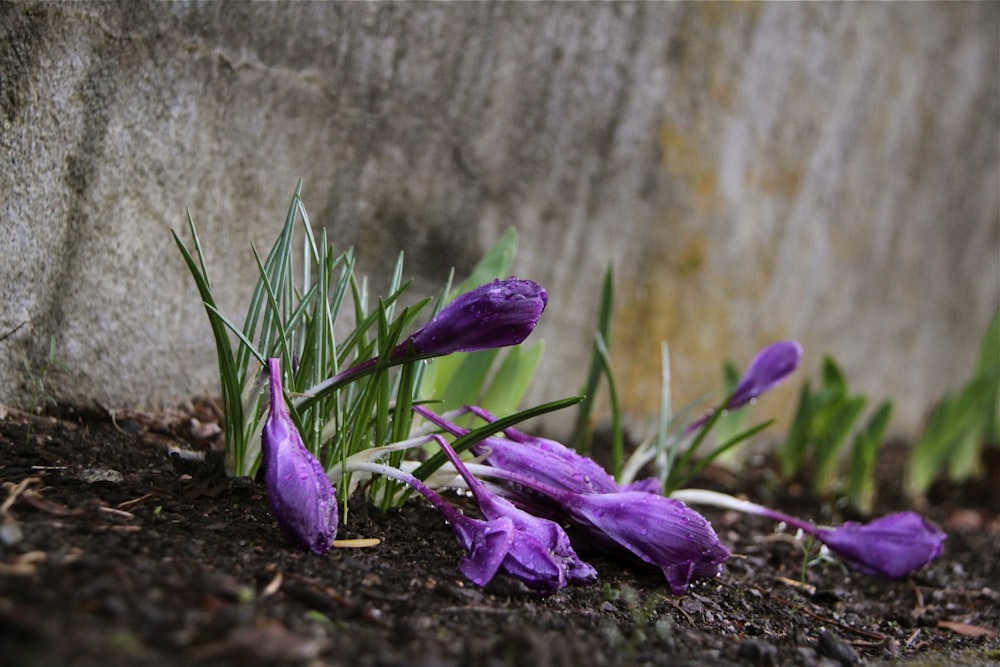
<box><xmin>1</xmin><ymin>1</ymin><xmax>997</xmax><ymax>438</ymax></box>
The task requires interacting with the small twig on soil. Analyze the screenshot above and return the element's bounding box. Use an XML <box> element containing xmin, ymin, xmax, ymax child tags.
<box><xmin>909</xmin><ymin>580</ymin><xmax>927</xmax><ymax>620</ymax></box>
<box><xmin>770</xmin><ymin>594</ymin><xmax>887</xmax><ymax>641</ymax></box>
<box><xmin>117</xmin><ymin>493</ymin><xmax>156</xmax><ymax>509</ymax></box>
<box><xmin>97</xmin><ymin>506</ymin><xmax>136</xmax><ymax>521</ymax></box>
<box><xmin>664</xmin><ymin>597</ymin><xmax>695</xmax><ymax>624</ymax></box>
<box><xmin>774</xmin><ymin>575</ymin><xmax>817</xmax><ymax>596</ymax></box>
<box><xmin>1</xmin><ymin>477</ymin><xmax>42</xmax><ymax>515</ymax></box>
<box><xmin>283</xmin><ymin>573</ymin><xmax>354</xmax><ymax>610</ymax></box>
<box><xmin>262</xmin><ymin>571</ymin><xmax>283</xmax><ymax>597</ymax></box>
<box><xmin>0</xmin><ymin>550</ymin><xmax>46</xmax><ymax>577</ymax></box>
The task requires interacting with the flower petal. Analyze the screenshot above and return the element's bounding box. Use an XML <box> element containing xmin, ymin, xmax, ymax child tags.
<box><xmin>561</xmin><ymin>491</ymin><xmax>729</xmax><ymax>595</ymax></box>
<box><xmin>403</xmin><ymin>278</ymin><xmax>547</xmax><ymax>357</ymax></box>
<box><xmin>728</xmin><ymin>340</ymin><xmax>803</xmax><ymax>409</ymax></box>
<box><xmin>816</xmin><ymin>511</ymin><xmax>946</xmax><ymax>579</ymax></box>
<box><xmin>262</xmin><ymin>358</ymin><xmax>338</xmax><ymax>554</ymax></box>
<box><xmin>431</xmin><ymin>434</ymin><xmax>595</xmax><ymax>590</ymax></box>
<box><xmin>456</xmin><ymin>516</ymin><xmax>516</xmax><ymax>587</ymax></box>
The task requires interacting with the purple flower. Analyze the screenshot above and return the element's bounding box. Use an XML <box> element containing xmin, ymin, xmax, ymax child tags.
<box><xmin>299</xmin><ymin>279</ymin><xmax>548</xmax><ymax>404</ymax></box>
<box><xmin>728</xmin><ymin>340</ymin><xmax>803</xmax><ymax>409</ymax></box>
<box><xmin>386</xmin><ymin>467</ymin><xmax>576</xmax><ymax>594</ymax></box>
<box><xmin>431</xmin><ymin>435</ymin><xmax>597</xmax><ymax>589</ymax></box>
<box><xmin>688</xmin><ymin>340</ymin><xmax>803</xmax><ymax>432</ymax></box>
<box><xmin>815</xmin><ymin>512</ymin><xmax>946</xmax><ymax>579</ymax></box>
<box><xmin>414</xmin><ymin>406</ymin><xmax>727</xmax><ymax>593</ymax></box>
<box><xmin>414</xmin><ymin>406</ymin><xmax>619</xmax><ymax>495</ymax></box>
<box><xmin>671</xmin><ymin>490</ymin><xmax>946</xmax><ymax>580</ymax></box>
<box><xmin>262</xmin><ymin>358</ymin><xmax>338</xmax><ymax>554</ymax></box>
<box><xmin>399</xmin><ymin>278</ymin><xmax>548</xmax><ymax>358</ymax></box>
<box><xmin>620</xmin><ymin>477</ymin><xmax>663</xmax><ymax>495</ymax></box>
<box><xmin>452</xmin><ymin>515</ymin><xmax>518</xmax><ymax>587</ymax></box>
<box><xmin>554</xmin><ymin>491</ymin><xmax>729</xmax><ymax>595</ymax></box>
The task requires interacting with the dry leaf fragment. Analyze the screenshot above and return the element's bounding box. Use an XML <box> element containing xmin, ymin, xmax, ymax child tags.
<box><xmin>937</xmin><ymin>620</ymin><xmax>999</xmax><ymax>638</ymax></box>
<box><xmin>333</xmin><ymin>537</ymin><xmax>381</xmax><ymax>548</ymax></box>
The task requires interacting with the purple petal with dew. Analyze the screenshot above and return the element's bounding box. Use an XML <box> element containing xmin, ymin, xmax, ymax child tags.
<box><xmin>620</xmin><ymin>477</ymin><xmax>663</xmax><ymax>495</ymax></box>
<box><xmin>262</xmin><ymin>358</ymin><xmax>338</xmax><ymax>554</ymax></box>
<box><xmin>401</xmin><ymin>278</ymin><xmax>548</xmax><ymax>358</ymax></box>
<box><xmin>815</xmin><ymin>512</ymin><xmax>946</xmax><ymax>579</ymax></box>
<box><xmin>687</xmin><ymin>340</ymin><xmax>803</xmax><ymax>433</ymax></box>
<box><xmin>416</xmin><ymin>405</ymin><xmax>618</xmax><ymax>496</ymax></box>
<box><xmin>455</xmin><ymin>516</ymin><xmax>516</xmax><ymax>587</ymax></box>
<box><xmin>431</xmin><ymin>434</ymin><xmax>596</xmax><ymax>588</ymax></box>
<box><xmin>728</xmin><ymin>340</ymin><xmax>803</xmax><ymax>409</ymax></box>
<box><xmin>559</xmin><ymin>491</ymin><xmax>729</xmax><ymax>595</ymax></box>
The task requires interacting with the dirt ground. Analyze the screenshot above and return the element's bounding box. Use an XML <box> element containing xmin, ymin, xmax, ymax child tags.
<box><xmin>1</xmin><ymin>402</ymin><xmax>998</xmax><ymax>667</ymax></box>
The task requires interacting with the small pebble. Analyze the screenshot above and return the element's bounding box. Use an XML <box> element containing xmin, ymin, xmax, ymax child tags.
<box><xmin>816</xmin><ymin>629</ymin><xmax>860</xmax><ymax>666</ymax></box>
<box><xmin>736</xmin><ymin>637</ymin><xmax>778</xmax><ymax>666</ymax></box>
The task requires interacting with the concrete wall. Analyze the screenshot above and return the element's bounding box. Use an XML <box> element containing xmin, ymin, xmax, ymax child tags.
<box><xmin>1</xmin><ymin>1</ymin><xmax>997</xmax><ymax>438</ymax></box>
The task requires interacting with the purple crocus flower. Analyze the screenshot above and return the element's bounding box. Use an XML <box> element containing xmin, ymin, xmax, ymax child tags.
<box><xmin>815</xmin><ymin>512</ymin><xmax>946</xmax><ymax>579</ymax></box>
<box><xmin>558</xmin><ymin>490</ymin><xmax>730</xmax><ymax>595</ymax></box>
<box><xmin>300</xmin><ymin>279</ymin><xmax>548</xmax><ymax>403</ymax></box>
<box><xmin>729</xmin><ymin>340</ymin><xmax>804</xmax><ymax>408</ymax></box>
<box><xmin>400</xmin><ymin>278</ymin><xmax>548</xmax><ymax>357</ymax></box>
<box><xmin>687</xmin><ymin>340</ymin><xmax>803</xmax><ymax>432</ymax></box>
<box><xmin>262</xmin><ymin>358</ymin><xmax>338</xmax><ymax>554</ymax></box>
<box><xmin>671</xmin><ymin>489</ymin><xmax>946</xmax><ymax>579</ymax></box>
<box><xmin>620</xmin><ymin>477</ymin><xmax>664</xmax><ymax>495</ymax></box>
<box><xmin>458</xmin><ymin>459</ymin><xmax>730</xmax><ymax>595</ymax></box>
<box><xmin>431</xmin><ymin>435</ymin><xmax>597</xmax><ymax>589</ymax></box>
<box><xmin>414</xmin><ymin>405</ymin><xmax>619</xmax><ymax>496</ymax></box>
<box><xmin>357</xmin><ymin>462</ymin><xmax>574</xmax><ymax>594</ymax></box>
<box><xmin>414</xmin><ymin>406</ymin><xmax>726</xmax><ymax>592</ymax></box>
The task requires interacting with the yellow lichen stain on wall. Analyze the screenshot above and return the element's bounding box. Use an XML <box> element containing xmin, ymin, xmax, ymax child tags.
<box><xmin>608</xmin><ymin>234</ymin><xmax>733</xmax><ymax>423</ymax></box>
<box><xmin>747</xmin><ymin>162</ymin><xmax>804</xmax><ymax>200</ymax></box>
<box><xmin>658</xmin><ymin>122</ymin><xmax>719</xmax><ymax>213</ymax></box>
<box><xmin>673</xmin><ymin>235</ymin><xmax>707</xmax><ymax>278</ymax></box>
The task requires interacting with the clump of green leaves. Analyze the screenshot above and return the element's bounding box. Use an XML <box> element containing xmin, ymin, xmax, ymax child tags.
<box><xmin>777</xmin><ymin>355</ymin><xmax>893</xmax><ymax>512</ymax></box>
<box><xmin>907</xmin><ymin>308</ymin><xmax>999</xmax><ymax>497</ymax></box>
<box><xmin>21</xmin><ymin>335</ymin><xmax>67</xmax><ymax>417</ymax></box>
<box><xmin>173</xmin><ymin>184</ymin><xmax>557</xmax><ymax>506</ymax></box>
<box><xmin>17</xmin><ymin>334</ymin><xmax>68</xmax><ymax>443</ymax></box>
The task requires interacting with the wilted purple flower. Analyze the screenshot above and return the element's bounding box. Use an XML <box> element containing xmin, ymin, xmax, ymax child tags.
<box><xmin>399</xmin><ymin>278</ymin><xmax>548</xmax><ymax>358</ymax></box>
<box><xmin>414</xmin><ymin>405</ymin><xmax>619</xmax><ymax>496</ymax></box>
<box><xmin>262</xmin><ymin>358</ymin><xmax>338</xmax><ymax>554</ymax></box>
<box><xmin>414</xmin><ymin>406</ymin><xmax>727</xmax><ymax>592</ymax></box>
<box><xmin>431</xmin><ymin>435</ymin><xmax>597</xmax><ymax>589</ymax></box>
<box><xmin>382</xmin><ymin>466</ymin><xmax>574</xmax><ymax>594</ymax></box>
<box><xmin>548</xmin><ymin>490</ymin><xmax>729</xmax><ymax>595</ymax></box>
<box><xmin>451</xmin><ymin>514</ymin><xmax>517</xmax><ymax>587</ymax></box>
<box><xmin>815</xmin><ymin>512</ymin><xmax>946</xmax><ymax>579</ymax></box>
<box><xmin>671</xmin><ymin>489</ymin><xmax>946</xmax><ymax>579</ymax></box>
<box><xmin>688</xmin><ymin>340</ymin><xmax>803</xmax><ymax>432</ymax></box>
<box><xmin>458</xmin><ymin>459</ymin><xmax>729</xmax><ymax>594</ymax></box>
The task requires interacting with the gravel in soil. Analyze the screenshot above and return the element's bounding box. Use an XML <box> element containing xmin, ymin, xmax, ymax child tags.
<box><xmin>1</xmin><ymin>403</ymin><xmax>998</xmax><ymax>666</ymax></box>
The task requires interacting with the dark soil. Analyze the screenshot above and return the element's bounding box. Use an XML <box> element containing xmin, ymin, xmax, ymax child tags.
<box><xmin>1</xmin><ymin>403</ymin><xmax>998</xmax><ymax>667</ymax></box>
